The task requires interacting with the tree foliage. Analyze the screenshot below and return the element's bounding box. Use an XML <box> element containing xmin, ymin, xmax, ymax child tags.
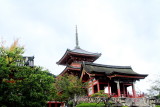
<box><xmin>0</xmin><ymin>40</ymin><xmax>55</xmax><ymax>107</ymax></box>
<box><xmin>53</xmin><ymin>74</ymin><xmax>86</xmax><ymax>102</ymax></box>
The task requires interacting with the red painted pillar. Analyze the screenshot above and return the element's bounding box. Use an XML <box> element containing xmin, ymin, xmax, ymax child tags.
<box><xmin>92</xmin><ymin>86</ymin><xmax>94</xmax><ymax>94</ymax></box>
<box><xmin>55</xmin><ymin>102</ymin><xmax>57</xmax><ymax>107</ymax></box>
<box><xmin>116</xmin><ymin>81</ymin><xmax>121</xmax><ymax>97</ymax></box>
<box><xmin>108</xmin><ymin>82</ymin><xmax>111</xmax><ymax>96</ymax></box>
<box><xmin>123</xmin><ymin>84</ymin><xmax>126</xmax><ymax>97</ymax></box>
<box><xmin>97</xmin><ymin>81</ymin><xmax>100</xmax><ymax>92</ymax></box>
<box><xmin>48</xmin><ymin>102</ymin><xmax>51</xmax><ymax>107</ymax></box>
<box><xmin>132</xmin><ymin>82</ymin><xmax>136</xmax><ymax>98</ymax></box>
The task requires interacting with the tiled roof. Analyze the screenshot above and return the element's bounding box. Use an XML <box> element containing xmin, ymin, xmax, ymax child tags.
<box><xmin>82</xmin><ymin>62</ymin><xmax>148</xmax><ymax>77</ymax></box>
<box><xmin>57</xmin><ymin>48</ymin><xmax>101</xmax><ymax>65</ymax></box>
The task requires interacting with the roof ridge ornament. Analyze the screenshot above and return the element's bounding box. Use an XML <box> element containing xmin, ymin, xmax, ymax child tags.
<box><xmin>75</xmin><ymin>25</ymin><xmax>80</xmax><ymax>49</ymax></box>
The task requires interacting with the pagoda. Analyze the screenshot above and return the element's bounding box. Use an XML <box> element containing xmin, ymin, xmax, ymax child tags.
<box><xmin>57</xmin><ymin>27</ymin><xmax>148</xmax><ymax>98</ymax></box>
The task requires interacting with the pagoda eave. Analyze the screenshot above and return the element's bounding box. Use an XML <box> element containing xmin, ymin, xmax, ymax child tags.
<box><xmin>57</xmin><ymin>49</ymin><xmax>101</xmax><ymax>65</ymax></box>
<box><xmin>107</xmin><ymin>74</ymin><xmax>148</xmax><ymax>79</ymax></box>
<box><xmin>59</xmin><ymin>66</ymin><xmax>81</xmax><ymax>76</ymax></box>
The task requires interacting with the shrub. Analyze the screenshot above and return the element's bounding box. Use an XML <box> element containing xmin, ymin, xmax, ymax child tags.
<box><xmin>76</xmin><ymin>103</ymin><xmax>105</xmax><ymax>107</ymax></box>
<box><xmin>91</xmin><ymin>90</ymin><xmax>108</xmax><ymax>98</ymax></box>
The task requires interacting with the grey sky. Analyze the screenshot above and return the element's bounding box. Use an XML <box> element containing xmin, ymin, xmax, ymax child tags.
<box><xmin>0</xmin><ymin>0</ymin><xmax>160</xmax><ymax>92</ymax></box>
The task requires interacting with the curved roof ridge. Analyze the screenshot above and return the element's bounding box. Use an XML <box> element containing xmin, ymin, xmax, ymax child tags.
<box><xmin>68</xmin><ymin>48</ymin><xmax>101</xmax><ymax>56</ymax></box>
<box><xmin>83</xmin><ymin>61</ymin><xmax>132</xmax><ymax>69</ymax></box>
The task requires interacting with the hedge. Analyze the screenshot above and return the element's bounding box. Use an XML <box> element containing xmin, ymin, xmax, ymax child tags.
<box><xmin>76</xmin><ymin>103</ymin><xmax>105</xmax><ymax>107</ymax></box>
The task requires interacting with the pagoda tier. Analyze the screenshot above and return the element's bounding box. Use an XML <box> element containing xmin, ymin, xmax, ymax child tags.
<box><xmin>56</xmin><ymin>48</ymin><xmax>101</xmax><ymax>66</ymax></box>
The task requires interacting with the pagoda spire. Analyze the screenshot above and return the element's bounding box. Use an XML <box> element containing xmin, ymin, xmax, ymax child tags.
<box><xmin>75</xmin><ymin>25</ymin><xmax>80</xmax><ymax>49</ymax></box>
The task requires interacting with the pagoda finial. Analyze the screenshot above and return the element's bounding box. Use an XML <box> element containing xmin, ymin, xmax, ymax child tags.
<box><xmin>75</xmin><ymin>25</ymin><xmax>80</xmax><ymax>49</ymax></box>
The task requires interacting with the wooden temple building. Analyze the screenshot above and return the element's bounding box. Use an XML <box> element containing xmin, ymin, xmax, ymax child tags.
<box><xmin>57</xmin><ymin>27</ymin><xmax>148</xmax><ymax>98</ymax></box>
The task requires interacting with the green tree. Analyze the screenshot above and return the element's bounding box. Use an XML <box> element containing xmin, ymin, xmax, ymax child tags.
<box><xmin>16</xmin><ymin>67</ymin><xmax>55</xmax><ymax>107</ymax></box>
<box><xmin>0</xmin><ymin>40</ymin><xmax>55</xmax><ymax>107</ymax></box>
<box><xmin>53</xmin><ymin>74</ymin><xmax>85</xmax><ymax>103</ymax></box>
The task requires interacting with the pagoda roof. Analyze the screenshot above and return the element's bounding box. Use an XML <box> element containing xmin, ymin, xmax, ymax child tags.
<box><xmin>82</xmin><ymin>62</ymin><xmax>148</xmax><ymax>78</ymax></box>
<box><xmin>68</xmin><ymin>48</ymin><xmax>101</xmax><ymax>56</ymax></box>
<box><xmin>59</xmin><ymin>65</ymin><xmax>81</xmax><ymax>76</ymax></box>
<box><xmin>57</xmin><ymin>48</ymin><xmax>101</xmax><ymax>65</ymax></box>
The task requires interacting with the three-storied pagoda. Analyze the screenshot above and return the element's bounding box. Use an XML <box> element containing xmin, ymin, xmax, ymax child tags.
<box><xmin>57</xmin><ymin>27</ymin><xmax>148</xmax><ymax>98</ymax></box>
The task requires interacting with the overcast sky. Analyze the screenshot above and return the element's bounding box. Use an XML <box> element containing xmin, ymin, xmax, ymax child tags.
<box><xmin>0</xmin><ymin>0</ymin><xmax>160</xmax><ymax>93</ymax></box>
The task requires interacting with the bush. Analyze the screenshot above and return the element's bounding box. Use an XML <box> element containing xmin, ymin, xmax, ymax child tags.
<box><xmin>76</xmin><ymin>103</ymin><xmax>105</xmax><ymax>107</ymax></box>
<box><xmin>91</xmin><ymin>90</ymin><xmax>108</xmax><ymax>98</ymax></box>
